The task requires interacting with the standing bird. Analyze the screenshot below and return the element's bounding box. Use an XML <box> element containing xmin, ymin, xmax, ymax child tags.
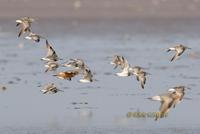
<box><xmin>79</xmin><ymin>68</ymin><xmax>94</xmax><ymax>83</ymax></box>
<box><xmin>41</xmin><ymin>83</ymin><xmax>63</xmax><ymax>94</ymax></box>
<box><xmin>167</xmin><ymin>44</ymin><xmax>191</xmax><ymax>62</ymax></box>
<box><xmin>16</xmin><ymin>17</ymin><xmax>34</xmax><ymax>37</ymax></box>
<box><xmin>149</xmin><ymin>90</ymin><xmax>180</xmax><ymax>121</ymax></box>
<box><xmin>25</xmin><ymin>32</ymin><xmax>46</xmax><ymax>42</ymax></box>
<box><xmin>41</xmin><ymin>40</ymin><xmax>61</xmax><ymax>62</ymax></box>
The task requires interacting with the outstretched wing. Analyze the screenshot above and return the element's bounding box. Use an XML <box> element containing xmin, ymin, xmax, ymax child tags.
<box><xmin>170</xmin><ymin>53</ymin><xmax>179</xmax><ymax>62</ymax></box>
<box><xmin>159</xmin><ymin>96</ymin><xmax>173</xmax><ymax>117</ymax></box>
<box><xmin>139</xmin><ymin>75</ymin><xmax>146</xmax><ymax>89</ymax></box>
<box><xmin>45</xmin><ymin>40</ymin><xmax>58</xmax><ymax>60</ymax></box>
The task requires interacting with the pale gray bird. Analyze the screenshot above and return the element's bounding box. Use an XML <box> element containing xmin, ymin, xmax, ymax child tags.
<box><xmin>167</xmin><ymin>44</ymin><xmax>191</xmax><ymax>62</ymax></box>
<box><xmin>41</xmin><ymin>83</ymin><xmax>63</xmax><ymax>94</ymax></box>
<box><xmin>129</xmin><ymin>66</ymin><xmax>144</xmax><ymax>81</ymax></box>
<box><xmin>131</xmin><ymin>66</ymin><xmax>143</xmax><ymax>75</ymax></box>
<box><xmin>44</xmin><ymin>61</ymin><xmax>59</xmax><ymax>72</ymax></box>
<box><xmin>79</xmin><ymin>68</ymin><xmax>94</xmax><ymax>83</ymax></box>
<box><xmin>41</xmin><ymin>40</ymin><xmax>61</xmax><ymax>62</ymax></box>
<box><xmin>116</xmin><ymin>63</ymin><xmax>131</xmax><ymax>77</ymax></box>
<box><xmin>16</xmin><ymin>17</ymin><xmax>34</xmax><ymax>37</ymax></box>
<box><xmin>63</xmin><ymin>58</ymin><xmax>87</xmax><ymax>70</ymax></box>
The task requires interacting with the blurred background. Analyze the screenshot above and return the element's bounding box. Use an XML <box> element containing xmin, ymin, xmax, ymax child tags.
<box><xmin>0</xmin><ymin>0</ymin><xmax>200</xmax><ymax>19</ymax></box>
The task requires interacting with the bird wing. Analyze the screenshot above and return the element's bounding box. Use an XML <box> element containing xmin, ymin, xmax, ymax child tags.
<box><xmin>46</xmin><ymin>40</ymin><xmax>58</xmax><ymax>59</ymax></box>
<box><xmin>83</xmin><ymin>69</ymin><xmax>90</xmax><ymax>79</ymax></box>
<box><xmin>171</xmin><ymin>53</ymin><xmax>179</xmax><ymax>62</ymax></box>
<box><xmin>139</xmin><ymin>76</ymin><xmax>146</xmax><ymax>89</ymax></box>
<box><xmin>159</xmin><ymin>96</ymin><xmax>173</xmax><ymax>115</ymax></box>
<box><xmin>18</xmin><ymin>29</ymin><xmax>24</xmax><ymax>37</ymax></box>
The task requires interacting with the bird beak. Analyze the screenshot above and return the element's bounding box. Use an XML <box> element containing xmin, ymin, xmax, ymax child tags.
<box><xmin>186</xmin><ymin>87</ymin><xmax>192</xmax><ymax>90</ymax></box>
<box><xmin>58</xmin><ymin>89</ymin><xmax>64</xmax><ymax>92</ymax></box>
<box><xmin>146</xmin><ymin>72</ymin><xmax>152</xmax><ymax>75</ymax></box>
<box><xmin>146</xmin><ymin>97</ymin><xmax>152</xmax><ymax>100</ymax></box>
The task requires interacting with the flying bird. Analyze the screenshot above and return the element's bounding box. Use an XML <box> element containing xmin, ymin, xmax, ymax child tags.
<box><xmin>136</xmin><ymin>70</ymin><xmax>150</xmax><ymax>89</ymax></box>
<box><xmin>110</xmin><ymin>55</ymin><xmax>131</xmax><ymax>77</ymax></box>
<box><xmin>168</xmin><ymin>86</ymin><xmax>188</xmax><ymax>108</ymax></box>
<box><xmin>79</xmin><ymin>68</ymin><xmax>94</xmax><ymax>83</ymax></box>
<box><xmin>148</xmin><ymin>86</ymin><xmax>189</xmax><ymax>121</ymax></box>
<box><xmin>41</xmin><ymin>83</ymin><xmax>63</xmax><ymax>94</ymax></box>
<box><xmin>25</xmin><ymin>32</ymin><xmax>46</xmax><ymax>42</ymax></box>
<box><xmin>167</xmin><ymin>44</ymin><xmax>191</xmax><ymax>62</ymax></box>
<box><xmin>16</xmin><ymin>17</ymin><xmax>34</xmax><ymax>37</ymax></box>
<box><xmin>53</xmin><ymin>70</ymin><xmax>79</xmax><ymax>80</ymax></box>
<box><xmin>41</xmin><ymin>40</ymin><xmax>61</xmax><ymax>62</ymax></box>
<box><xmin>44</xmin><ymin>61</ymin><xmax>59</xmax><ymax>72</ymax></box>
<box><xmin>63</xmin><ymin>58</ymin><xmax>87</xmax><ymax>70</ymax></box>
<box><xmin>110</xmin><ymin>55</ymin><xmax>128</xmax><ymax>70</ymax></box>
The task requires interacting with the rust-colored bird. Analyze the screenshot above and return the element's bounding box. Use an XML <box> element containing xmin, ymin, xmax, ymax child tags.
<box><xmin>53</xmin><ymin>70</ymin><xmax>79</xmax><ymax>80</ymax></box>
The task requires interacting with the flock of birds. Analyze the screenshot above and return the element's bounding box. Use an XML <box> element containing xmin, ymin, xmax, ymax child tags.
<box><xmin>15</xmin><ymin>17</ymin><xmax>192</xmax><ymax>121</ymax></box>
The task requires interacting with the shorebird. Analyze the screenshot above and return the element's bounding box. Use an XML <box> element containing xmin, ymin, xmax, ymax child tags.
<box><xmin>16</xmin><ymin>17</ymin><xmax>34</xmax><ymax>37</ymax></box>
<box><xmin>135</xmin><ymin>70</ymin><xmax>150</xmax><ymax>89</ymax></box>
<box><xmin>79</xmin><ymin>68</ymin><xmax>94</xmax><ymax>83</ymax></box>
<box><xmin>130</xmin><ymin>66</ymin><xmax>143</xmax><ymax>76</ymax></box>
<box><xmin>167</xmin><ymin>44</ymin><xmax>191</xmax><ymax>62</ymax></box>
<box><xmin>41</xmin><ymin>83</ymin><xmax>63</xmax><ymax>94</ymax></box>
<box><xmin>168</xmin><ymin>86</ymin><xmax>187</xmax><ymax>108</ymax></box>
<box><xmin>63</xmin><ymin>58</ymin><xmax>87</xmax><ymax>70</ymax></box>
<box><xmin>53</xmin><ymin>70</ymin><xmax>79</xmax><ymax>80</ymax></box>
<box><xmin>129</xmin><ymin>66</ymin><xmax>144</xmax><ymax>80</ymax></box>
<box><xmin>44</xmin><ymin>61</ymin><xmax>59</xmax><ymax>72</ymax></box>
<box><xmin>110</xmin><ymin>55</ymin><xmax>127</xmax><ymax>69</ymax></box>
<box><xmin>25</xmin><ymin>32</ymin><xmax>46</xmax><ymax>42</ymax></box>
<box><xmin>41</xmin><ymin>40</ymin><xmax>61</xmax><ymax>62</ymax></box>
<box><xmin>149</xmin><ymin>90</ymin><xmax>180</xmax><ymax>121</ymax></box>
<box><xmin>110</xmin><ymin>55</ymin><xmax>131</xmax><ymax>77</ymax></box>
<box><xmin>116</xmin><ymin>64</ymin><xmax>131</xmax><ymax>77</ymax></box>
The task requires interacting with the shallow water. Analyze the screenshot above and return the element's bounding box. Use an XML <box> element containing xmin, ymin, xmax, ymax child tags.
<box><xmin>0</xmin><ymin>18</ymin><xmax>200</xmax><ymax>133</ymax></box>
